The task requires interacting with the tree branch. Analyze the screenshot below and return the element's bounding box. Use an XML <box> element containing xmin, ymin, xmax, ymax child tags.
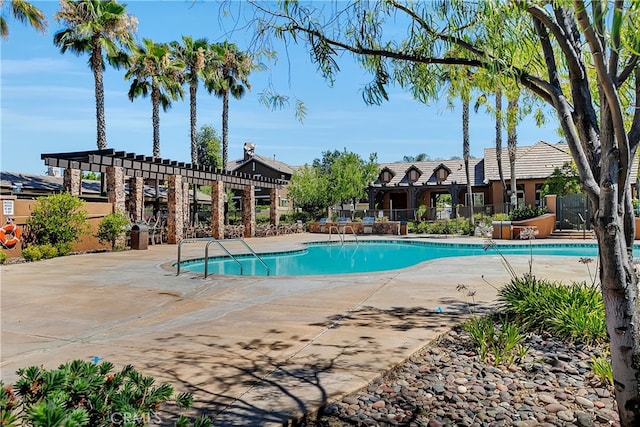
<box><xmin>575</xmin><ymin>0</ymin><xmax>630</xmax><ymax>192</ymax></box>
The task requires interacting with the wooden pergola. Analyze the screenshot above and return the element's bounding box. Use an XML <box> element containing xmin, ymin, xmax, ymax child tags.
<box><xmin>41</xmin><ymin>149</ymin><xmax>286</xmax><ymax>242</ymax></box>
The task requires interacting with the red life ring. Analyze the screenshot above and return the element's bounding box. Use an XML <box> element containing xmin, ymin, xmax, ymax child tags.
<box><xmin>0</xmin><ymin>223</ymin><xmax>21</xmax><ymax>249</ymax></box>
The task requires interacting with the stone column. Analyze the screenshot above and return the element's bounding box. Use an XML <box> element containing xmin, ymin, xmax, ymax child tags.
<box><xmin>106</xmin><ymin>166</ymin><xmax>126</xmax><ymax>214</ymax></box>
<box><xmin>211</xmin><ymin>181</ymin><xmax>224</xmax><ymax>239</ymax></box>
<box><xmin>106</xmin><ymin>166</ymin><xmax>126</xmax><ymax>248</ymax></box>
<box><xmin>182</xmin><ymin>181</ymin><xmax>190</xmax><ymax>227</ymax></box>
<box><xmin>167</xmin><ymin>175</ymin><xmax>184</xmax><ymax>244</ymax></box>
<box><xmin>242</xmin><ymin>185</ymin><xmax>255</xmax><ymax>238</ymax></box>
<box><xmin>129</xmin><ymin>176</ymin><xmax>144</xmax><ymax>222</ymax></box>
<box><xmin>269</xmin><ymin>188</ymin><xmax>279</xmax><ymax>227</ymax></box>
<box><xmin>63</xmin><ymin>168</ymin><xmax>82</xmax><ymax>196</ymax></box>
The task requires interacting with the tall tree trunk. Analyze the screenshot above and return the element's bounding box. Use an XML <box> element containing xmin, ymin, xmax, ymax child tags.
<box><xmin>91</xmin><ymin>39</ymin><xmax>107</xmax><ymax>150</ymax></box>
<box><xmin>594</xmin><ymin>174</ymin><xmax>640</xmax><ymax>426</ymax></box>
<box><xmin>151</xmin><ymin>84</ymin><xmax>160</xmax><ymax>159</ymax></box>
<box><xmin>507</xmin><ymin>96</ymin><xmax>518</xmax><ymax>209</ymax></box>
<box><xmin>222</xmin><ymin>90</ymin><xmax>229</xmax><ymax>171</ymax></box>
<box><xmin>190</xmin><ymin>82</ymin><xmax>198</xmax><ymax>164</ymax></box>
<box><xmin>463</xmin><ymin>97</ymin><xmax>474</xmax><ymax>226</ymax></box>
<box><xmin>495</xmin><ymin>89</ymin><xmax>508</xmax><ymax>205</ymax></box>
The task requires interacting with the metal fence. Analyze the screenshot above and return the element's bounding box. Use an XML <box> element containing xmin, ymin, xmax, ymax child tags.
<box><xmin>335</xmin><ymin>204</ymin><xmax>513</xmax><ymax>222</ymax></box>
<box><xmin>557</xmin><ymin>194</ymin><xmax>591</xmax><ymax>231</ymax></box>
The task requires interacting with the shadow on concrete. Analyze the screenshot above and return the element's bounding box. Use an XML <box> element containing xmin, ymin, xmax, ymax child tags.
<box><xmin>149</xmin><ymin>303</ymin><xmax>495</xmax><ymax>425</ymax></box>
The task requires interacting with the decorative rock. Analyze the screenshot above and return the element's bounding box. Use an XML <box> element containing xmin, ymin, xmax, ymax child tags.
<box><xmin>315</xmin><ymin>329</ymin><xmax>617</xmax><ymax>426</ymax></box>
<box><xmin>576</xmin><ymin>396</ymin><xmax>595</xmax><ymax>408</ymax></box>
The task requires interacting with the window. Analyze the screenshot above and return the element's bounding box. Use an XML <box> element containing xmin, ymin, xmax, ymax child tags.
<box><xmin>280</xmin><ymin>198</ymin><xmax>288</xmax><ymax>207</ymax></box>
<box><xmin>535</xmin><ymin>183</ymin><xmax>544</xmax><ymax>206</ymax></box>
<box><xmin>437</xmin><ymin>168</ymin><xmax>447</xmax><ymax>180</ymax></box>
<box><xmin>380</xmin><ymin>170</ymin><xmax>393</xmax><ymax>183</ymax></box>
<box><xmin>408</xmin><ymin>169</ymin><xmax>420</xmax><ymax>183</ymax></box>
<box><xmin>473</xmin><ymin>193</ymin><xmax>485</xmax><ymax>206</ymax></box>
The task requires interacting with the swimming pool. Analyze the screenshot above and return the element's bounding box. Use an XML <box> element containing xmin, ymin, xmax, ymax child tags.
<box><xmin>177</xmin><ymin>240</ymin><xmax>611</xmax><ymax>277</ymax></box>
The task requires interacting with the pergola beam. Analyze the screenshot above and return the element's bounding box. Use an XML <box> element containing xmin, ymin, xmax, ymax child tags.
<box><xmin>41</xmin><ymin>149</ymin><xmax>284</xmax><ymax>189</ymax></box>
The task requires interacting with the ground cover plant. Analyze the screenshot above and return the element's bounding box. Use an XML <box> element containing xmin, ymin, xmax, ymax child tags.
<box><xmin>0</xmin><ymin>360</ymin><xmax>211</xmax><ymax>427</ymax></box>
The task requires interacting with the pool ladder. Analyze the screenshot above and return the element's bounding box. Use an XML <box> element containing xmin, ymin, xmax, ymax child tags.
<box><xmin>176</xmin><ymin>237</ymin><xmax>269</xmax><ymax>277</ymax></box>
<box><xmin>328</xmin><ymin>225</ymin><xmax>359</xmax><ymax>245</ymax></box>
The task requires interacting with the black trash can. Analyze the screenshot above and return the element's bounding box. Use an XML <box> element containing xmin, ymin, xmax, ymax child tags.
<box><xmin>130</xmin><ymin>223</ymin><xmax>149</xmax><ymax>250</ymax></box>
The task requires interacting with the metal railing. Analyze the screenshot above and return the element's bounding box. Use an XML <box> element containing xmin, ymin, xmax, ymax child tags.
<box><xmin>176</xmin><ymin>237</ymin><xmax>269</xmax><ymax>278</ymax></box>
<box><xmin>328</xmin><ymin>225</ymin><xmax>359</xmax><ymax>245</ymax></box>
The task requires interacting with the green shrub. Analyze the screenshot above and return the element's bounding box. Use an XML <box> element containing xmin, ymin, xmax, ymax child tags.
<box><xmin>26</xmin><ymin>193</ymin><xmax>89</xmax><ymax>247</ymax></box>
<box><xmin>1</xmin><ymin>359</ymin><xmax>210</xmax><ymax>427</ymax></box>
<box><xmin>56</xmin><ymin>242</ymin><xmax>74</xmax><ymax>256</ymax></box>
<box><xmin>462</xmin><ymin>316</ymin><xmax>528</xmax><ymax>366</ymax></box>
<box><xmin>38</xmin><ymin>244</ymin><xmax>58</xmax><ymax>259</ymax></box>
<box><xmin>96</xmin><ymin>211</ymin><xmax>130</xmax><ymax>250</ymax></box>
<box><xmin>492</xmin><ymin>213</ymin><xmax>510</xmax><ymax>221</ymax></box>
<box><xmin>498</xmin><ymin>277</ymin><xmax>606</xmax><ymax>345</ymax></box>
<box><xmin>21</xmin><ymin>246</ymin><xmax>43</xmax><ymax>262</ymax></box>
<box><xmin>0</xmin><ymin>250</ymin><xmax>7</xmax><ymax>265</ymax></box>
<box><xmin>509</xmin><ymin>205</ymin><xmax>547</xmax><ymax>221</ymax></box>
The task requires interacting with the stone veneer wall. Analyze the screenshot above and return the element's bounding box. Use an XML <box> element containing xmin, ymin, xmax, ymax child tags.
<box><xmin>63</xmin><ymin>168</ymin><xmax>82</xmax><ymax>196</ymax></box>
<box><xmin>269</xmin><ymin>188</ymin><xmax>279</xmax><ymax>228</ymax></box>
<box><xmin>211</xmin><ymin>181</ymin><xmax>224</xmax><ymax>239</ymax></box>
<box><xmin>129</xmin><ymin>176</ymin><xmax>144</xmax><ymax>222</ymax></box>
<box><xmin>242</xmin><ymin>185</ymin><xmax>255</xmax><ymax>238</ymax></box>
<box><xmin>167</xmin><ymin>175</ymin><xmax>184</xmax><ymax>244</ymax></box>
<box><xmin>182</xmin><ymin>181</ymin><xmax>190</xmax><ymax>228</ymax></box>
<box><xmin>307</xmin><ymin>221</ymin><xmax>402</xmax><ymax>235</ymax></box>
<box><xmin>106</xmin><ymin>166</ymin><xmax>126</xmax><ymax>214</ymax></box>
<box><xmin>106</xmin><ymin>166</ymin><xmax>126</xmax><ymax>247</ymax></box>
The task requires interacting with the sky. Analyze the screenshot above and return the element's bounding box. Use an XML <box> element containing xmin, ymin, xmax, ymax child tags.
<box><xmin>1</xmin><ymin>0</ymin><xmax>563</xmax><ymax>175</ymax></box>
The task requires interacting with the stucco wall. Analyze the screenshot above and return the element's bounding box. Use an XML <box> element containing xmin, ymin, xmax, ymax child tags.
<box><xmin>0</xmin><ymin>196</ymin><xmax>113</xmax><ymax>258</ymax></box>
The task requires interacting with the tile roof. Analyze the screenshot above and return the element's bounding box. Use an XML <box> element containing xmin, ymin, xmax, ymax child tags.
<box><xmin>372</xmin><ymin>158</ymin><xmax>485</xmax><ymax>187</ymax></box>
<box><xmin>483</xmin><ymin>141</ymin><xmax>572</xmax><ymax>181</ymax></box>
<box><xmin>483</xmin><ymin>140</ymin><xmax>640</xmax><ymax>182</ymax></box>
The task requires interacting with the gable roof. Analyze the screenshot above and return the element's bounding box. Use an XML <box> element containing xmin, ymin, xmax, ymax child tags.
<box><xmin>372</xmin><ymin>158</ymin><xmax>485</xmax><ymax>187</ymax></box>
<box><xmin>227</xmin><ymin>154</ymin><xmax>295</xmax><ymax>176</ymax></box>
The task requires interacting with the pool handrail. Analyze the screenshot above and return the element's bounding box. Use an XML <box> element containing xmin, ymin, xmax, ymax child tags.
<box><xmin>328</xmin><ymin>224</ymin><xmax>358</xmax><ymax>245</ymax></box>
<box><xmin>176</xmin><ymin>237</ymin><xmax>269</xmax><ymax>277</ymax></box>
<box><xmin>205</xmin><ymin>239</ymin><xmax>244</xmax><ymax>277</ymax></box>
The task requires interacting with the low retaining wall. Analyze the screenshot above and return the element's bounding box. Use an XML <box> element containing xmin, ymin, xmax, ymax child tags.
<box><xmin>308</xmin><ymin>221</ymin><xmax>404</xmax><ymax>235</ymax></box>
<box><xmin>492</xmin><ymin>213</ymin><xmax>556</xmax><ymax>240</ymax></box>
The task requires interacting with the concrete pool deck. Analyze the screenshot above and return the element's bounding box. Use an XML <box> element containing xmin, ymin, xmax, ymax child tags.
<box><xmin>1</xmin><ymin>233</ymin><xmax>596</xmax><ymax>425</ymax></box>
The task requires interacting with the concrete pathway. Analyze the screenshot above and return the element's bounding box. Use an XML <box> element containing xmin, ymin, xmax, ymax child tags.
<box><xmin>0</xmin><ymin>234</ymin><xmax>594</xmax><ymax>425</ymax></box>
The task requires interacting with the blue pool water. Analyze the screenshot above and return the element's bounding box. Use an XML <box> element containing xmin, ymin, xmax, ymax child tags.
<box><xmin>177</xmin><ymin>240</ymin><xmax>611</xmax><ymax>277</ymax></box>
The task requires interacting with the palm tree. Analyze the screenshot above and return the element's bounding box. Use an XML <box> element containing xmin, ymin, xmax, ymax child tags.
<box><xmin>54</xmin><ymin>0</ymin><xmax>137</xmax><ymax>150</ymax></box>
<box><xmin>170</xmin><ymin>36</ymin><xmax>210</xmax><ymax>165</ymax></box>
<box><xmin>506</xmin><ymin>94</ymin><xmax>519</xmax><ymax>208</ymax></box>
<box><xmin>0</xmin><ymin>0</ymin><xmax>47</xmax><ymax>39</ymax></box>
<box><xmin>125</xmin><ymin>38</ymin><xmax>184</xmax><ymax>158</ymax></box>
<box><xmin>461</xmin><ymin>93</ymin><xmax>475</xmax><ymax>226</ymax></box>
<box><xmin>206</xmin><ymin>42</ymin><xmax>253</xmax><ymax>170</ymax></box>
<box><xmin>494</xmin><ymin>89</ymin><xmax>508</xmax><ymax>204</ymax></box>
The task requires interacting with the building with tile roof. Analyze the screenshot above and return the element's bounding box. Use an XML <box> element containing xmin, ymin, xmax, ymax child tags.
<box><xmin>367</xmin><ymin>140</ymin><xmax>638</xmax><ymax>220</ymax></box>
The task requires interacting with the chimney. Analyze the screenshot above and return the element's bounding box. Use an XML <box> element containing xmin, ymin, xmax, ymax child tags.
<box><xmin>243</xmin><ymin>142</ymin><xmax>256</xmax><ymax>161</ymax></box>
